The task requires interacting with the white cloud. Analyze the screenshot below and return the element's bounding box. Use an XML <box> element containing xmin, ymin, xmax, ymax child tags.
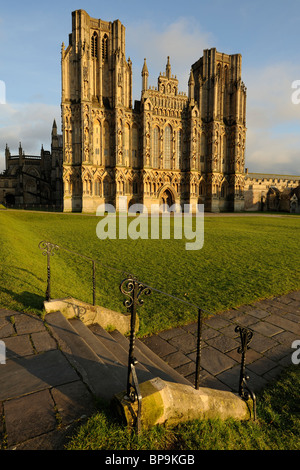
<box><xmin>0</xmin><ymin>102</ymin><xmax>60</xmax><ymax>172</ymax></box>
<box><xmin>244</xmin><ymin>62</ymin><xmax>300</xmax><ymax>175</ymax></box>
<box><xmin>126</xmin><ymin>17</ymin><xmax>214</xmax><ymax>99</ymax></box>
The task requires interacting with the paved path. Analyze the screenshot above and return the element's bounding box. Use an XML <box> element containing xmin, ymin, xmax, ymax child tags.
<box><xmin>142</xmin><ymin>291</ymin><xmax>300</xmax><ymax>393</ymax></box>
<box><xmin>0</xmin><ymin>310</ymin><xmax>97</xmax><ymax>450</ymax></box>
<box><xmin>0</xmin><ymin>290</ymin><xmax>299</xmax><ymax>450</ymax></box>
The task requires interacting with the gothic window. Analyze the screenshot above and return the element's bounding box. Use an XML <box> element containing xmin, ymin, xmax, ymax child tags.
<box><xmin>152</xmin><ymin>127</ymin><xmax>159</xmax><ymax>168</ymax></box>
<box><xmin>103</xmin><ymin>122</ymin><xmax>110</xmax><ymax>166</ymax></box>
<box><xmin>200</xmin><ymin>133</ymin><xmax>206</xmax><ymax>159</ymax></box>
<box><xmin>176</xmin><ymin>129</ymin><xmax>182</xmax><ymax>169</ymax></box>
<box><xmin>94</xmin><ymin>180</ymin><xmax>101</xmax><ymax>196</ymax></box>
<box><xmin>123</xmin><ymin>124</ymin><xmax>130</xmax><ymax>166</ymax></box>
<box><xmin>199</xmin><ymin>181</ymin><xmax>206</xmax><ymax>196</ymax></box>
<box><xmin>132</xmin><ymin>125</ymin><xmax>138</xmax><ymax>167</ymax></box>
<box><xmin>164</xmin><ymin>125</ymin><xmax>171</xmax><ymax>169</ymax></box>
<box><xmin>221</xmin><ymin>182</ymin><xmax>227</xmax><ymax>198</ymax></box>
<box><xmin>224</xmin><ymin>65</ymin><xmax>229</xmax><ymax>84</ymax></box>
<box><xmin>102</xmin><ymin>34</ymin><xmax>108</xmax><ymax>61</ymax></box>
<box><xmin>222</xmin><ymin>134</ymin><xmax>227</xmax><ymax>173</ymax></box>
<box><xmin>91</xmin><ymin>32</ymin><xmax>98</xmax><ymax>58</ymax></box>
<box><xmin>93</xmin><ymin>120</ymin><xmax>101</xmax><ymax>165</ymax></box>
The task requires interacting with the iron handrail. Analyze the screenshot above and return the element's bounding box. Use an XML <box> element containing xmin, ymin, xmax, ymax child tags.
<box><xmin>39</xmin><ymin>240</ymin><xmax>257</xmax><ymax>422</ymax></box>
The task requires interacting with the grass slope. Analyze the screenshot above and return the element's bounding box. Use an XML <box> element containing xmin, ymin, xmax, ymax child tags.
<box><xmin>0</xmin><ymin>210</ymin><xmax>299</xmax><ymax>336</ymax></box>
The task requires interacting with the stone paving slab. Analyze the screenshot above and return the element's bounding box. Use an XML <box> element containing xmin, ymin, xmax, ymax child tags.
<box><xmin>13</xmin><ymin>313</ymin><xmax>46</xmax><ymax>335</ymax></box>
<box><xmin>0</xmin><ymin>350</ymin><xmax>79</xmax><ymax>401</ymax></box>
<box><xmin>51</xmin><ymin>381</ymin><xmax>97</xmax><ymax>426</ymax></box>
<box><xmin>4</xmin><ymin>335</ymin><xmax>34</xmax><ymax>358</ymax></box>
<box><xmin>5</xmin><ymin>389</ymin><xmax>57</xmax><ymax>447</ymax></box>
<box><xmin>141</xmin><ymin>290</ymin><xmax>300</xmax><ymax>396</ymax></box>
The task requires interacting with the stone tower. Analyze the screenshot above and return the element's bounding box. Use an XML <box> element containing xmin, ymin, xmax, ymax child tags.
<box><xmin>192</xmin><ymin>49</ymin><xmax>247</xmax><ymax>211</ymax></box>
<box><xmin>61</xmin><ymin>9</ymin><xmax>133</xmax><ymax>212</ymax></box>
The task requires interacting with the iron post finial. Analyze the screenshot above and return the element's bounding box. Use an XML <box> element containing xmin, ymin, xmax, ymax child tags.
<box><xmin>235</xmin><ymin>325</ymin><xmax>256</xmax><ymax>420</ymax></box>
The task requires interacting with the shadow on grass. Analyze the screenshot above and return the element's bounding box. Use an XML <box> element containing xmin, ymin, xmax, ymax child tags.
<box><xmin>0</xmin><ymin>287</ymin><xmax>45</xmax><ymax>312</ymax></box>
<box><xmin>0</xmin><ymin>264</ymin><xmax>44</xmax><ymax>283</ymax></box>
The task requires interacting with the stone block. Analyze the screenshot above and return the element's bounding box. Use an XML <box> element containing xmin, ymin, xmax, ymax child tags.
<box><xmin>44</xmin><ymin>298</ymin><xmax>132</xmax><ymax>335</ymax></box>
<box><xmin>114</xmin><ymin>377</ymin><xmax>251</xmax><ymax>429</ymax></box>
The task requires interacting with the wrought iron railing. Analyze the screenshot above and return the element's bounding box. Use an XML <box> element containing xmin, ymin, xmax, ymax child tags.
<box><xmin>39</xmin><ymin>240</ymin><xmax>257</xmax><ymax>430</ymax></box>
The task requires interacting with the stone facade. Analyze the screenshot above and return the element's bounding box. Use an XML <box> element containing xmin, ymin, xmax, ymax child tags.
<box><xmin>61</xmin><ymin>10</ymin><xmax>247</xmax><ymax>213</ymax></box>
<box><xmin>0</xmin><ymin>121</ymin><xmax>63</xmax><ymax>209</ymax></box>
<box><xmin>244</xmin><ymin>171</ymin><xmax>300</xmax><ymax>213</ymax></box>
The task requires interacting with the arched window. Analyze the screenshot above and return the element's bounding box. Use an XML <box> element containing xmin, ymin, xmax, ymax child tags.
<box><xmin>221</xmin><ymin>182</ymin><xmax>227</xmax><ymax>198</ymax></box>
<box><xmin>102</xmin><ymin>34</ymin><xmax>108</xmax><ymax>60</ymax></box>
<box><xmin>176</xmin><ymin>129</ymin><xmax>182</xmax><ymax>169</ymax></box>
<box><xmin>152</xmin><ymin>127</ymin><xmax>159</xmax><ymax>168</ymax></box>
<box><xmin>93</xmin><ymin>120</ymin><xmax>101</xmax><ymax>165</ymax></box>
<box><xmin>201</xmin><ymin>133</ymin><xmax>206</xmax><ymax>159</ymax></box>
<box><xmin>199</xmin><ymin>181</ymin><xmax>206</xmax><ymax>196</ymax></box>
<box><xmin>164</xmin><ymin>125</ymin><xmax>171</xmax><ymax>169</ymax></box>
<box><xmin>132</xmin><ymin>125</ymin><xmax>138</xmax><ymax>167</ymax></box>
<box><xmin>103</xmin><ymin>122</ymin><xmax>110</xmax><ymax>166</ymax></box>
<box><xmin>91</xmin><ymin>32</ymin><xmax>98</xmax><ymax>58</ymax></box>
<box><xmin>123</xmin><ymin>124</ymin><xmax>130</xmax><ymax>166</ymax></box>
<box><xmin>94</xmin><ymin>179</ymin><xmax>101</xmax><ymax>196</ymax></box>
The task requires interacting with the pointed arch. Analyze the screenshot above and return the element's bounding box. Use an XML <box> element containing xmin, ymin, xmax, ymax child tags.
<box><xmin>164</xmin><ymin>124</ymin><xmax>172</xmax><ymax>169</ymax></box>
<box><xmin>102</xmin><ymin>34</ymin><xmax>108</xmax><ymax>60</ymax></box>
<box><xmin>91</xmin><ymin>32</ymin><xmax>98</xmax><ymax>58</ymax></box>
<box><xmin>152</xmin><ymin>126</ymin><xmax>159</xmax><ymax>168</ymax></box>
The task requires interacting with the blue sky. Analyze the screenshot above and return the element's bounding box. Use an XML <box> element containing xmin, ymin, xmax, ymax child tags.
<box><xmin>0</xmin><ymin>0</ymin><xmax>300</xmax><ymax>175</ymax></box>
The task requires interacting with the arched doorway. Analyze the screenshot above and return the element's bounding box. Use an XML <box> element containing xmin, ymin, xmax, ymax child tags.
<box><xmin>160</xmin><ymin>188</ymin><xmax>174</xmax><ymax>212</ymax></box>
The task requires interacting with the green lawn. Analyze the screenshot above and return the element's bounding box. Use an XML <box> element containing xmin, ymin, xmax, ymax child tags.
<box><xmin>0</xmin><ymin>210</ymin><xmax>299</xmax><ymax>336</ymax></box>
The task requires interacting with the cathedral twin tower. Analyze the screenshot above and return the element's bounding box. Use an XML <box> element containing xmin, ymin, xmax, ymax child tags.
<box><xmin>61</xmin><ymin>9</ymin><xmax>247</xmax><ymax>213</ymax></box>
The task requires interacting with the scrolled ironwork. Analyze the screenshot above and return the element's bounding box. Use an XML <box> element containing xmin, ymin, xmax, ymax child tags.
<box><xmin>120</xmin><ymin>276</ymin><xmax>152</xmax><ymax>434</ymax></box>
<box><xmin>38</xmin><ymin>241</ymin><xmax>60</xmax><ymax>257</ymax></box>
<box><xmin>120</xmin><ymin>276</ymin><xmax>152</xmax><ymax>311</ymax></box>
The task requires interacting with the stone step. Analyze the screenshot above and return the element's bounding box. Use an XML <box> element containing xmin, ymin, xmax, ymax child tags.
<box><xmin>69</xmin><ymin>318</ymin><xmax>128</xmax><ymax>387</ymax></box>
<box><xmin>110</xmin><ymin>330</ymin><xmax>192</xmax><ymax>387</ymax></box>
<box><xmin>135</xmin><ymin>338</ymin><xmax>192</xmax><ymax>387</ymax></box>
<box><xmin>45</xmin><ymin>312</ymin><xmax>125</xmax><ymax>401</ymax></box>
<box><xmin>88</xmin><ymin>323</ymin><xmax>154</xmax><ymax>382</ymax></box>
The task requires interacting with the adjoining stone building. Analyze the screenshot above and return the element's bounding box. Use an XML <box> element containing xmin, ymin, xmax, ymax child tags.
<box><xmin>61</xmin><ymin>9</ymin><xmax>247</xmax><ymax>213</ymax></box>
<box><xmin>244</xmin><ymin>170</ymin><xmax>300</xmax><ymax>213</ymax></box>
<box><xmin>0</xmin><ymin>121</ymin><xmax>63</xmax><ymax>209</ymax></box>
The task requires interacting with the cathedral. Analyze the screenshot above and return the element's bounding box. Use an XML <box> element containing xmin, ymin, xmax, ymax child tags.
<box><xmin>61</xmin><ymin>9</ymin><xmax>247</xmax><ymax>213</ymax></box>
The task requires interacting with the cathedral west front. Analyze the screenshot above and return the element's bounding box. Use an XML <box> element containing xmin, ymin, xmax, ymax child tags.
<box><xmin>61</xmin><ymin>9</ymin><xmax>247</xmax><ymax>213</ymax></box>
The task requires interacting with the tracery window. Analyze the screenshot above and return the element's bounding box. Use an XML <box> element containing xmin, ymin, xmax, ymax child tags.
<box><xmin>123</xmin><ymin>124</ymin><xmax>130</xmax><ymax>166</ymax></box>
<box><xmin>103</xmin><ymin>122</ymin><xmax>110</xmax><ymax>166</ymax></box>
<box><xmin>132</xmin><ymin>125</ymin><xmax>138</xmax><ymax>166</ymax></box>
<box><xmin>152</xmin><ymin>127</ymin><xmax>159</xmax><ymax>168</ymax></box>
<box><xmin>102</xmin><ymin>34</ymin><xmax>108</xmax><ymax>60</ymax></box>
<box><xmin>176</xmin><ymin>130</ymin><xmax>182</xmax><ymax>169</ymax></box>
<box><xmin>93</xmin><ymin>120</ymin><xmax>101</xmax><ymax>165</ymax></box>
<box><xmin>164</xmin><ymin>125</ymin><xmax>171</xmax><ymax>169</ymax></box>
<box><xmin>91</xmin><ymin>32</ymin><xmax>98</xmax><ymax>58</ymax></box>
